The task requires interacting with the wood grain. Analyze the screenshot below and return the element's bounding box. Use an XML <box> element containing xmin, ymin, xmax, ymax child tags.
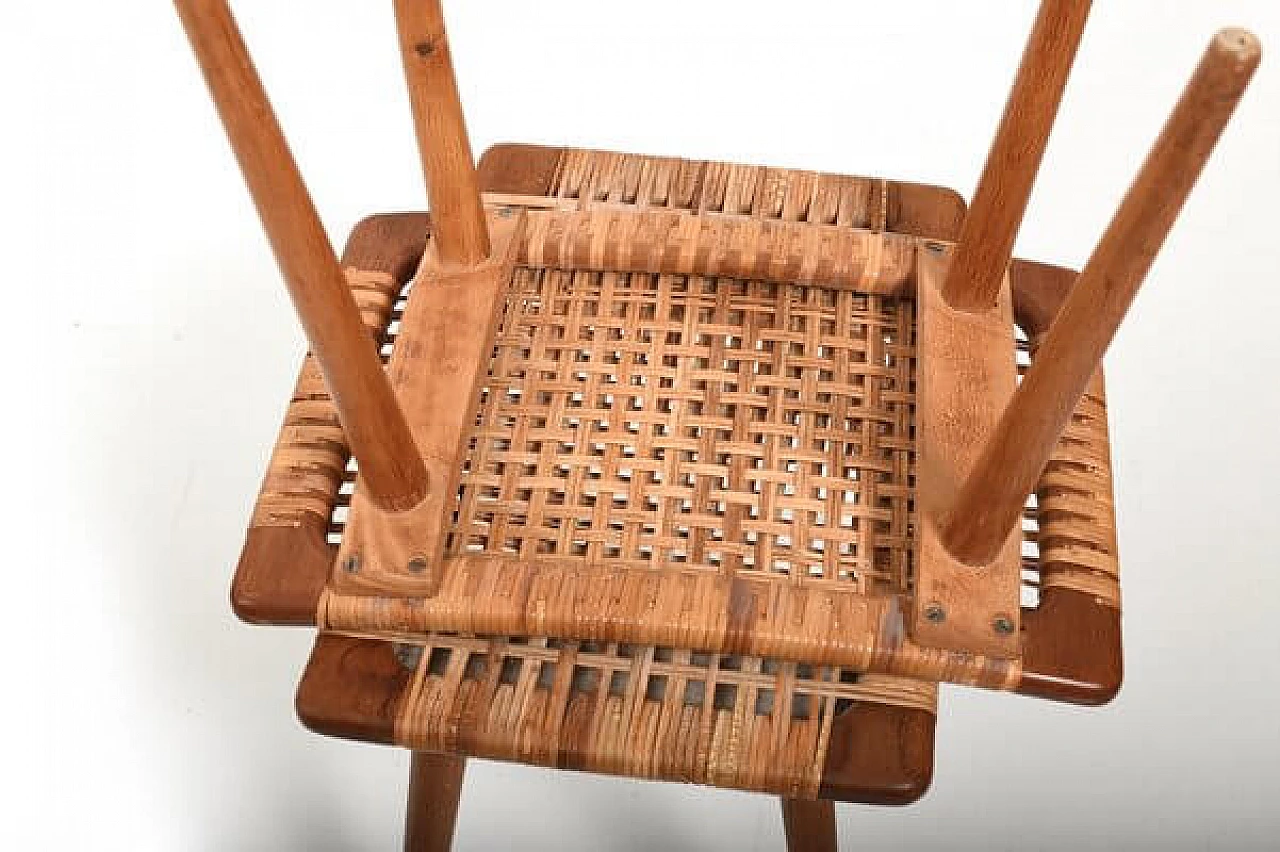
<box><xmin>477</xmin><ymin>143</ymin><xmax>564</xmax><ymax>198</ymax></box>
<box><xmin>331</xmin><ymin>208</ymin><xmax>526</xmax><ymax>599</ymax></box>
<box><xmin>174</xmin><ymin>0</ymin><xmax>428</xmax><ymax>512</ymax></box>
<box><xmin>296</xmin><ymin>633</ymin><xmax>413</xmax><ymax>745</ymax></box>
<box><xmin>232</xmin><ymin>516</ymin><xmax>334</xmax><ymax>626</ymax></box>
<box><xmin>393</xmin><ymin>0</ymin><xmax>490</xmax><ymax>267</ymax></box>
<box><xmin>910</xmin><ymin>246</ymin><xmax>1022</xmax><ymax>657</ymax></box>
<box><xmin>942</xmin><ymin>28</ymin><xmax>1262</xmax><ymax>566</ymax></box>
<box><xmin>941</xmin><ymin>0</ymin><xmax>1092</xmax><ymax>311</ymax></box>
<box><xmin>820</xmin><ymin>700</ymin><xmax>934</xmax><ymax>804</ymax></box>
<box><xmin>1009</xmin><ymin>257</ymin><xmax>1075</xmax><ymax>335</ymax></box>
<box><xmin>1021</xmin><ymin>588</ymin><xmax>1122</xmax><ymax>705</ymax></box>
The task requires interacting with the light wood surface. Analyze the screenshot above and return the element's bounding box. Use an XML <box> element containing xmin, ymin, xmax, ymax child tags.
<box><xmin>393</xmin><ymin>0</ymin><xmax>490</xmax><ymax>267</ymax></box>
<box><xmin>942</xmin><ymin>28</ymin><xmax>1262</xmax><ymax>565</ymax></box>
<box><xmin>173</xmin><ymin>0</ymin><xmax>428</xmax><ymax>513</ymax></box>
<box><xmin>332</xmin><ymin>207</ymin><xmax>526</xmax><ymax>599</ymax></box>
<box><xmin>941</xmin><ymin>0</ymin><xmax>1092</xmax><ymax>311</ymax></box>
<box><xmin>910</xmin><ymin>246</ymin><xmax>1023</xmax><ymax>656</ymax></box>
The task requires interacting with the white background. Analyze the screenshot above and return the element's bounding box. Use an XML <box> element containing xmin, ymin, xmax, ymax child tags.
<box><xmin>4</xmin><ymin>1</ymin><xmax>1279</xmax><ymax>849</ymax></box>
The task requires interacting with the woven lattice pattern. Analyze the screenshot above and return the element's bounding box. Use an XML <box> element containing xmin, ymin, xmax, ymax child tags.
<box><xmin>324</xmin><ymin>152</ymin><xmax>940</xmax><ymax>796</ymax></box>
<box><xmin>441</xmin><ymin>150</ymin><xmax>914</xmax><ymax>595</ymax></box>
<box><xmin>449</xmin><ymin>268</ymin><xmax>915</xmax><ymax>594</ymax></box>
<box><xmin>295</xmin><ymin>273</ymin><xmax>935</xmax><ymax>796</ymax></box>
<box><xmin>395</xmin><ymin>634</ymin><xmax>932</xmax><ymax>798</ymax></box>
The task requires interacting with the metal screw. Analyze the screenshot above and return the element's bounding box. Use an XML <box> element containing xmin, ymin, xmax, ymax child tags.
<box><xmin>497</xmin><ymin>206</ymin><xmax>514</xmax><ymax>219</ymax></box>
<box><xmin>343</xmin><ymin>554</ymin><xmax>361</xmax><ymax>573</ymax></box>
<box><xmin>924</xmin><ymin>602</ymin><xmax>946</xmax><ymax>624</ymax></box>
<box><xmin>993</xmin><ymin>614</ymin><xmax>1017</xmax><ymax>635</ymax></box>
<box><xmin>407</xmin><ymin>556</ymin><xmax>429</xmax><ymax>574</ymax></box>
<box><xmin>924</xmin><ymin>241</ymin><xmax>947</xmax><ymax>254</ymax></box>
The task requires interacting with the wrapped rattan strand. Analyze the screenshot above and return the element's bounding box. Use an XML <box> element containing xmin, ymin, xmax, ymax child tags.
<box><xmin>943</xmin><ymin>29</ymin><xmax>1262</xmax><ymax>566</ymax></box>
<box><xmin>391</xmin><ymin>634</ymin><xmax>937</xmax><ymax>799</ymax></box>
<box><xmin>1019</xmin><ymin>340</ymin><xmax>1121</xmax><ymax>608</ymax></box>
<box><xmin>518</xmin><ymin>207</ymin><xmax>917</xmax><ymax>294</ymax></box>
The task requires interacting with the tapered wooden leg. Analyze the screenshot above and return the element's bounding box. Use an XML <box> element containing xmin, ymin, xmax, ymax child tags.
<box><xmin>174</xmin><ymin>0</ymin><xmax>428</xmax><ymax>512</ymax></box>
<box><xmin>404</xmin><ymin>752</ymin><xmax>466</xmax><ymax>852</ymax></box>
<box><xmin>780</xmin><ymin>798</ymin><xmax>837</xmax><ymax>852</ymax></box>
<box><xmin>940</xmin><ymin>0</ymin><xmax>1092</xmax><ymax>311</ymax></box>
<box><xmin>393</xmin><ymin>0</ymin><xmax>490</xmax><ymax>267</ymax></box>
<box><xmin>940</xmin><ymin>28</ymin><xmax>1262</xmax><ymax>566</ymax></box>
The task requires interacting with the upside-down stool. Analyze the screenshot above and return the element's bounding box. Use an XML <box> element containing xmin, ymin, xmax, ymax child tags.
<box><xmin>172</xmin><ymin>0</ymin><xmax>1259</xmax><ymax>848</ymax></box>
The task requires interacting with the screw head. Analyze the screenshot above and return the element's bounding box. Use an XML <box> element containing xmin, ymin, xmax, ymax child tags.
<box><xmin>497</xmin><ymin>206</ymin><xmax>514</xmax><ymax>218</ymax></box>
<box><xmin>993</xmin><ymin>614</ymin><xmax>1017</xmax><ymax>635</ymax></box>
<box><xmin>924</xmin><ymin>603</ymin><xmax>946</xmax><ymax>624</ymax></box>
<box><xmin>407</xmin><ymin>556</ymin><xmax>429</xmax><ymax>574</ymax></box>
<box><xmin>343</xmin><ymin>554</ymin><xmax>361</xmax><ymax>573</ymax></box>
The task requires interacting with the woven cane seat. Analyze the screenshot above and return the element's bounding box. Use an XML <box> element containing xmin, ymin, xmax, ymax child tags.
<box><xmin>310</xmin><ymin>148</ymin><xmax>1122</xmax><ymax>695</ymax></box>
<box><xmin>237</xmin><ymin>148</ymin><xmax>1124</xmax><ymax>800</ymax></box>
<box><xmin>178</xmin><ymin>0</ymin><xmax>1258</xmax><ymax>839</ymax></box>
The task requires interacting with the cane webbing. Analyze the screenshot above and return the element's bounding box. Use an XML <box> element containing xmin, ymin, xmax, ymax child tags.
<box><xmin>246</xmin><ymin>149</ymin><xmax>1119</xmax><ymax>791</ymax></box>
<box><xmin>315</xmin><ymin>150</ymin><xmax>1119</xmax><ymax>685</ymax></box>
<box><xmin>393</xmin><ymin>635</ymin><xmax>933</xmax><ymax>798</ymax></box>
<box><xmin>448</xmin><ymin>267</ymin><xmax>915</xmax><ymax>590</ymax></box>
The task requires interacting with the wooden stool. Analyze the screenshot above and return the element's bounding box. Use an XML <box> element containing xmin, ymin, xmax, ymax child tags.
<box><xmin>173</xmin><ymin>1</ymin><xmax>1259</xmax><ymax>849</ymax></box>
